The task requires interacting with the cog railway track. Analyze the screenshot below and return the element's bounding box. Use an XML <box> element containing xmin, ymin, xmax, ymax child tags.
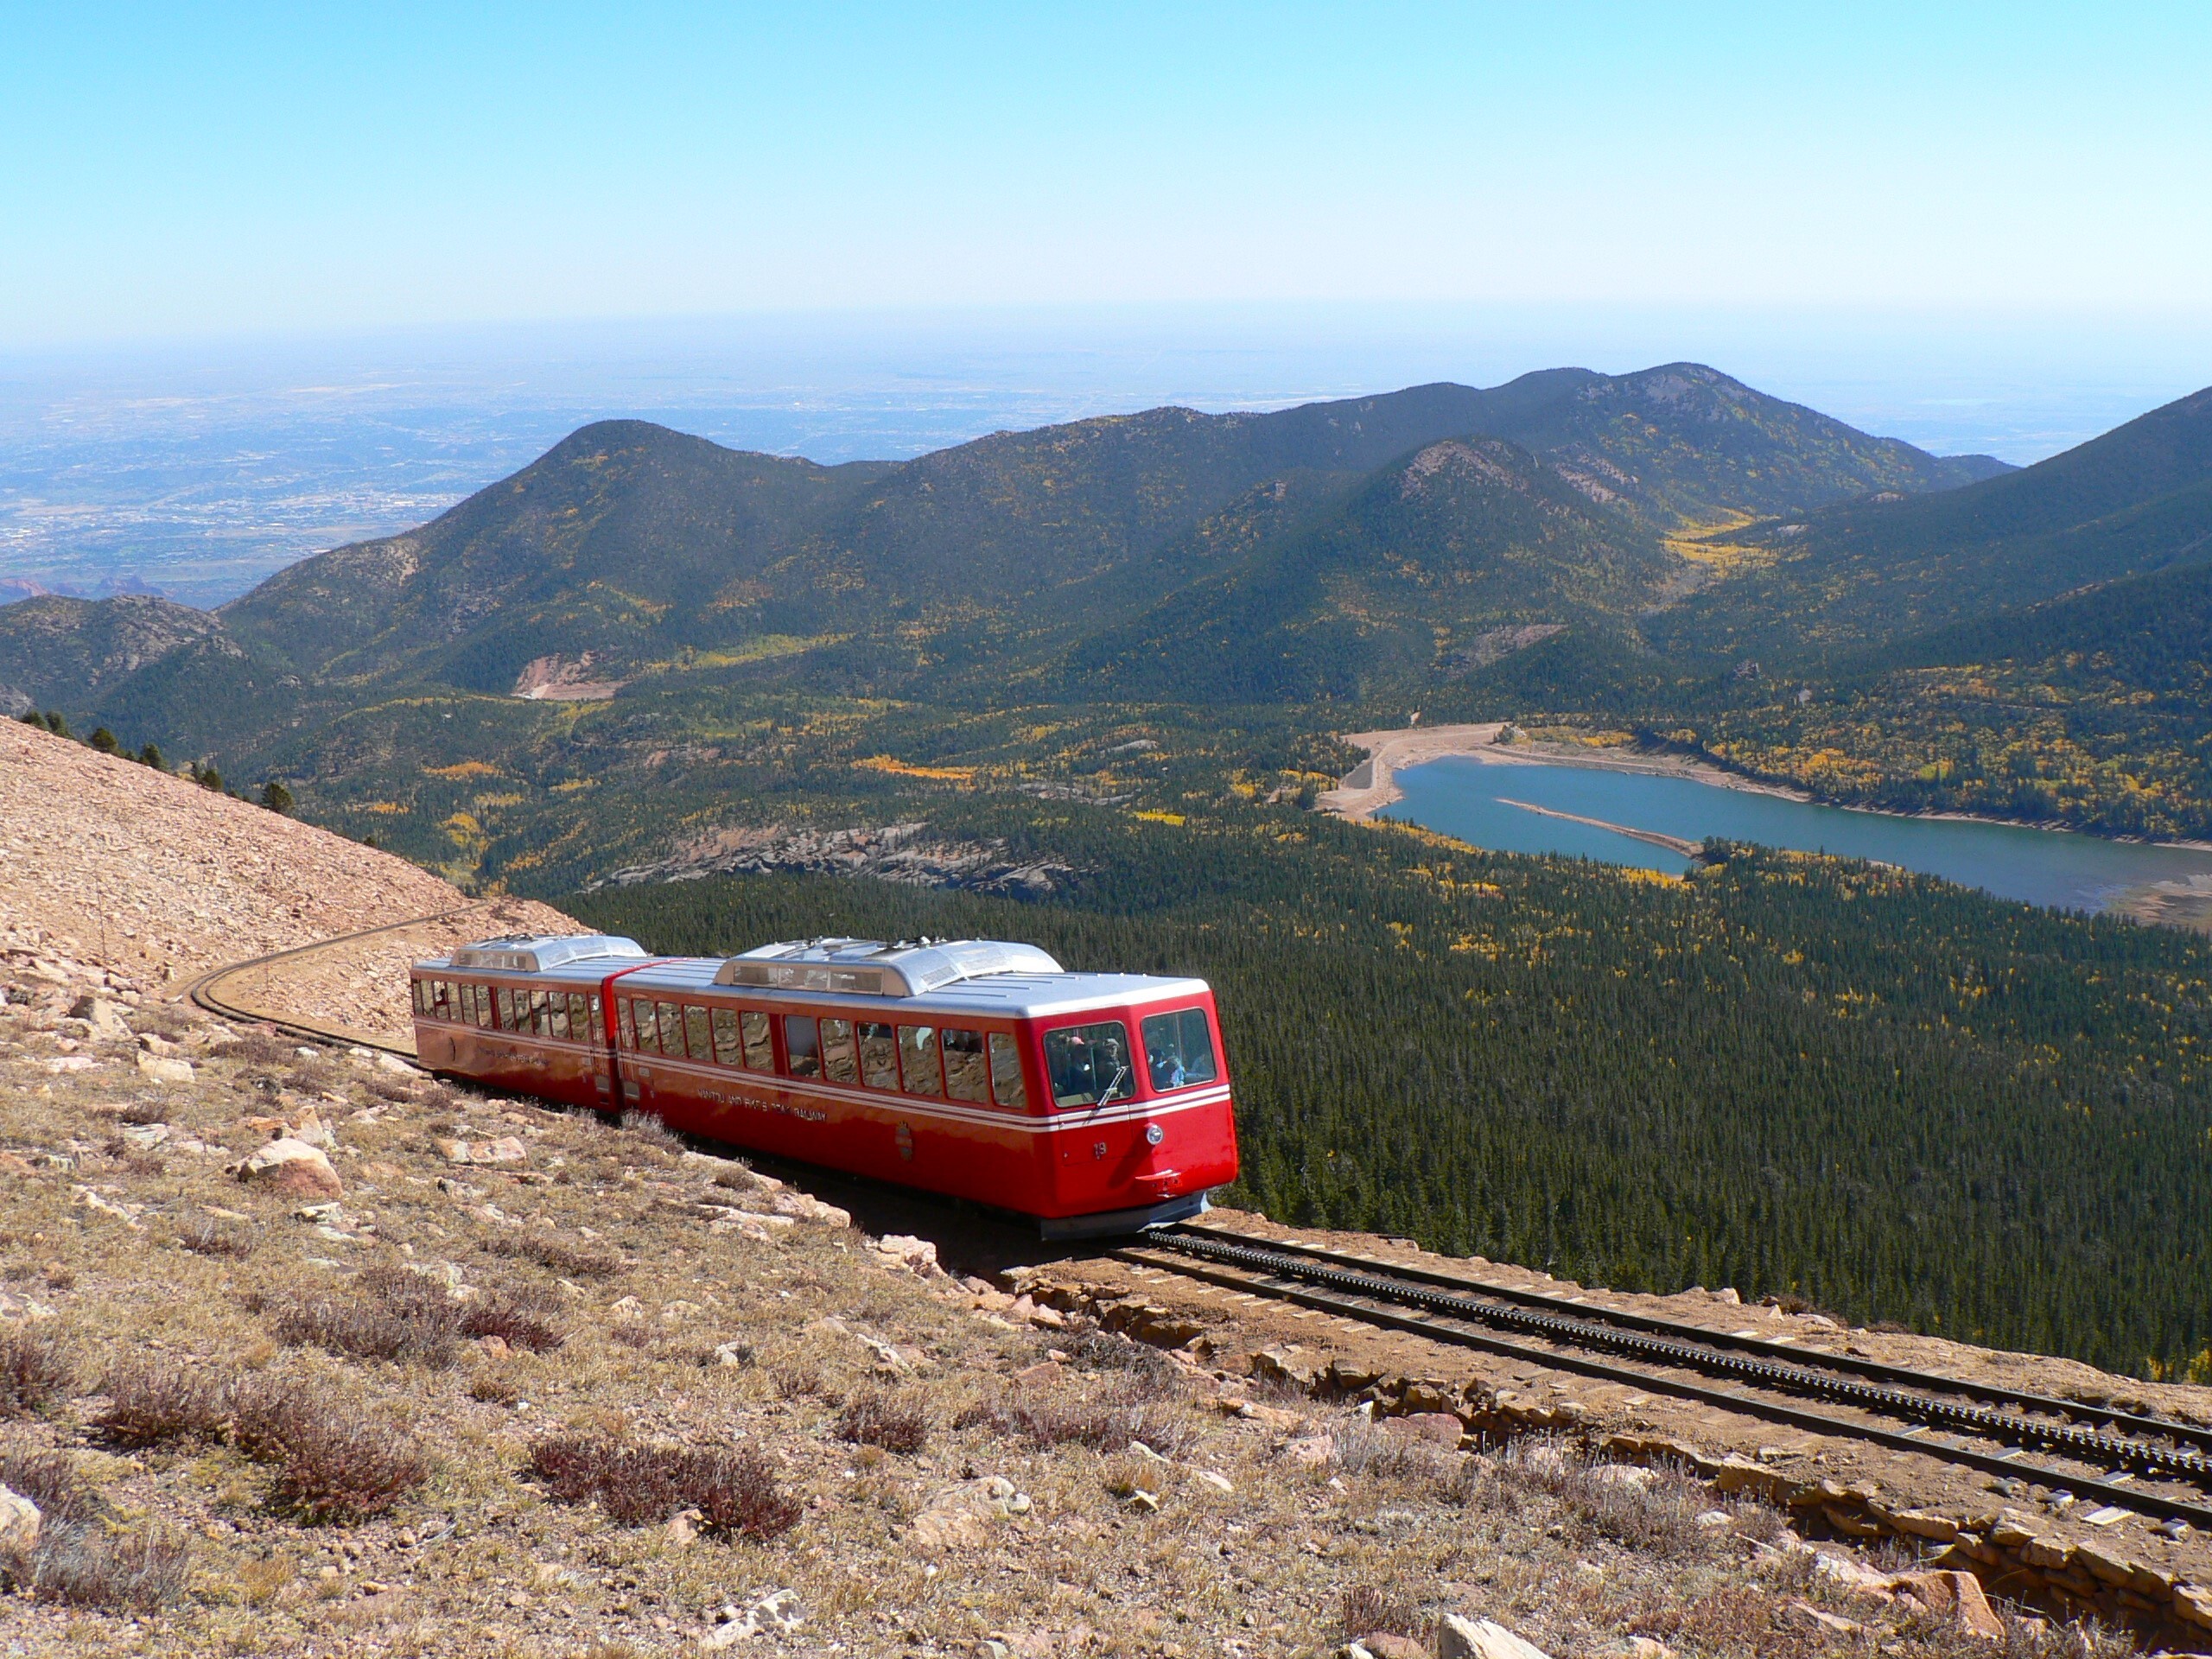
<box><xmin>1122</xmin><ymin>1223</ymin><xmax>2212</xmax><ymax>1531</ymax></box>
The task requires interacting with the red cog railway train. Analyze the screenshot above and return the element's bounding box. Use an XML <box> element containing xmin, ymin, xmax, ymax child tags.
<box><xmin>410</xmin><ymin>933</ymin><xmax>1239</xmax><ymax>1237</ymax></box>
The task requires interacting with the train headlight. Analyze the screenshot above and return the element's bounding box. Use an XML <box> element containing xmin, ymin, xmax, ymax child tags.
<box><xmin>1144</xmin><ymin>1122</ymin><xmax>1165</xmax><ymax>1147</ymax></box>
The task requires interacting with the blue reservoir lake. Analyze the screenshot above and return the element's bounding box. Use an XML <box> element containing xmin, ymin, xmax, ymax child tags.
<box><xmin>1382</xmin><ymin>755</ymin><xmax>2212</xmax><ymax>916</ymax></box>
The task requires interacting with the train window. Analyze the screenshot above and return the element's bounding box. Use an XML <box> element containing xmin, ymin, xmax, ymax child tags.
<box><xmin>942</xmin><ymin>1027</ymin><xmax>988</xmax><ymax>1103</ymax></box>
<box><xmin>620</xmin><ymin>998</ymin><xmax>645</xmax><ymax>1052</ymax></box>
<box><xmin>588</xmin><ymin>993</ymin><xmax>602</xmax><ymax>1039</ymax></box>
<box><xmin>898</xmin><ymin>1025</ymin><xmax>943</xmax><ymax>1096</ymax></box>
<box><xmin>491</xmin><ymin>988</ymin><xmax>512</xmax><ymax>1029</ymax></box>
<box><xmin>822</xmin><ymin>1018</ymin><xmax>859</xmax><ymax>1084</ymax></box>
<box><xmin>461</xmin><ymin>983</ymin><xmax>480</xmax><ymax>1026</ymax></box>
<box><xmin>411</xmin><ymin>981</ymin><xmax>426</xmax><ymax>1015</ymax></box>
<box><xmin>537</xmin><ymin>989</ymin><xmax>563</xmax><ymax>1039</ymax></box>
<box><xmin>710</xmin><ymin>1008</ymin><xmax>741</xmax><ymax>1067</ymax></box>
<box><xmin>858</xmin><ymin>1022</ymin><xmax>899</xmax><ymax>1090</ymax></box>
<box><xmin>568</xmin><ymin>992</ymin><xmax>592</xmax><ymax>1041</ymax></box>
<box><xmin>1140</xmin><ymin>1008</ymin><xmax>1217</xmax><ymax>1090</ymax></box>
<box><xmin>655</xmin><ymin>1001</ymin><xmax>685</xmax><ymax>1058</ymax></box>
<box><xmin>740</xmin><ymin>1009</ymin><xmax>773</xmax><ymax>1071</ymax></box>
<box><xmin>1043</xmin><ymin>1022</ymin><xmax>1135</xmax><ymax>1109</ymax></box>
<box><xmin>785</xmin><ymin>1016</ymin><xmax>823</xmax><ymax>1079</ymax></box>
<box><xmin>988</xmin><ymin>1033</ymin><xmax>1027</xmax><ymax>1109</ymax></box>
<box><xmin>428</xmin><ymin>981</ymin><xmax>447</xmax><ymax>1019</ymax></box>
<box><xmin>683</xmin><ymin>1005</ymin><xmax>712</xmax><ymax>1062</ymax></box>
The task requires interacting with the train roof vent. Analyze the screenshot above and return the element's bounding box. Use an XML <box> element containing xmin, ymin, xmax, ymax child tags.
<box><xmin>448</xmin><ymin>934</ymin><xmax>649</xmax><ymax>974</ymax></box>
<box><xmin>713</xmin><ymin>937</ymin><xmax>1064</xmax><ymax>997</ymax></box>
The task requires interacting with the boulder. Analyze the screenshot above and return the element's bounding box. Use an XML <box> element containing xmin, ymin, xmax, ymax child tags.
<box><xmin>702</xmin><ymin>1587</ymin><xmax>804</xmax><ymax>1648</ymax></box>
<box><xmin>1381</xmin><ymin>1411</ymin><xmax>1464</xmax><ymax>1446</ymax></box>
<box><xmin>0</xmin><ymin>1484</ymin><xmax>40</xmax><ymax>1552</ymax></box>
<box><xmin>871</xmin><ymin>1234</ymin><xmax>940</xmax><ymax>1274</ymax></box>
<box><xmin>69</xmin><ymin>995</ymin><xmax>130</xmax><ymax>1040</ymax></box>
<box><xmin>1360</xmin><ymin>1637</ymin><xmax>1426</xmax><ymax>1659</ymax></box>
<box><xmin>907</xmin><ymin>1477</ymin><xmax>1030</xmax><ymax>1550</ymax></box>
<box><xmin>233</xmin><ymin>1136</ymin><xmax>343</xmax><ymax>1200</ymax></box>
<box><xmin>1893</xmin><ymin>1570</ymin><xmax>2005</xmax><ymax>1642</ymax></box>
<box><xmin>1437</xmin><ymin>1616</ymin><xmax>1551</xmax><ymax>1659</ymax></box>
<box><xmin>136</xmin><ymin>1051</ymin><xmax>194</xmax><ymax>1085</ymax></box>
<box><xmin>288</xmin><ymin>1105</ymin><xmax>335</xmax><ymax>1149</ymax></box>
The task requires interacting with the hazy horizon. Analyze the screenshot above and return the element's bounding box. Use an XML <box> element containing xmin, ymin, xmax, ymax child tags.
<box><xmin>4</xmin><ymin>302</ymin><xmax>2207</xmax><ymax>608</ymax></box>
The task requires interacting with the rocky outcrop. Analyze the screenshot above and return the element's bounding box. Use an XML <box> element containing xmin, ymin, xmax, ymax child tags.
<box><xmin>231</xmin><ymin>1136</ymin><xmax>343</xmax><ymax>1200</ymax></box>
<box><xmin>590</xmin><ymin>819</ymin><xmax>1074</xmax><ymax>896</ymax></box>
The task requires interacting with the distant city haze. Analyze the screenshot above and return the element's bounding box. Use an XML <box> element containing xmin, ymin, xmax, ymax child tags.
<box><xmin>3</xmin><ymin>304</ymin><xmax>2208</xmax><ymax>607</ymax></box>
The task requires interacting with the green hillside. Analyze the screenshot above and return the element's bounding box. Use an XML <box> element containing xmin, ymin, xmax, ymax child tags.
<box><xmin>1067</xmin><ymin>438</ymin><xmax>1679</xmax><ymax>703</ymax></box>
<box><xmin>1688</xmin><ymin>557</ymin><xmax>2212</xmax><ymax>837</ymax></box>
<box><xmin>1651</xmin><ymin>385</ymin><xmax>2212</xmax><ymax>658</ymax></box>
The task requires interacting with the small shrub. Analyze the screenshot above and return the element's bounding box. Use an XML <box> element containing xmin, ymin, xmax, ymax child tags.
<box><xmin>114</xmin><ymin>1099</ymin><xmax>166</xmax><ymax>1127</ymax></box>
<box><xmin>486</xmin><ymin>1232</ymin><xmax>620</xmax><ymax>1280</ymax></box>
<box><xmin>88</xmin><ymin>727</ymin><xmax>118</xmax><ymax>754</ymax></box>
<box><xmin>96</xmin><ymin>1363</ymin><xmax>232</xmax><ymax>1447</ymax></box>
<box><xmin>233</xmin><ymin>1378</ymin><xmax>425</xmax><ymax>1522</ymax></box>
<box><xmin>137</xmin><ymin>741</ymin><xmax>164</xmax><ymax>770</ymax></box>
<box><xmin>273</xmin><ymin>1296</ymin><xmax>458</xmax><ymax>1368</ymax></box>
<box><xmin>266</xmin><ymin>1411</ymin><xmax>427</xmax><ymax>1523</ymax></box>
<box><xmin>41</xmin><ymin>711</ymin><xmax>69</xmax><ymax>739</ymax></box>
<box><xmin>0</xmin><ymin>1326</ymin><xmax>75</xmax><ymax>1415</ymax></box>
<box><xmin>468</xmin><ymin>1371</ymin><xmax>521</xmax><ymax>1405</ymax></box>
<box><xmin>1330</xmin><ymin>1420</ymin><xmax>1450</xmax><ymax>1484</ymax></box>
<box><xmin>770</xmin><ymin>1361</ymin><xmax>823</xmax><ymax>1399</ymax></box>
<box><xmin>836</xmin><ymin>1388</ymin><xmax>931</xmax><ymax>1454</ymax></box>
<box><xmin>273</xmin><ymin>1264</ymin><xmax>465</xmax><ymax>1367</ymax></box>
<box><xmin>528</xmin><ymin>1436</ymin><xmax>798</xmax><ymax>1540</ymax></box>
<box><xmin>608</xmin><ymin>1323</ymin><xmax>655</xmax><ymax>1351</ymax></box>
<box><xmin>258</xmin><ymin>780</ymin><xmax>294</xmax><ymax>813</ymax></box>
<box><xmin>0</xmin><ymin>1449</ymin><xmax>99</xmax><ymax>1525</ymax></box>
<box><xmin>4</xmin><ymin>1522</ymin><xmax>191</xmax><ymax>1610</ymax></box>
<box><xmin>460</xmin><ymin>1290</ymin><xmax>565</xmax><ymax>1355</ymax></box>
<box><xmin>956</xmin><ymin>1382</ymin><xmax>1192</xmax><ymax>1459</ymax></box>
<box><xmin>618</xmin><ymin>1109</ymin><xmax>684</xmax><ymax>1152</ymax></box>
<box><xmin>181</xmin><ymin>1217</ymin><xmax>257</xmax><ymax>1259</ymax></box>
<box><xmin>1057</xmin><ymin>1325</ymin><xmax>1180</xmax><ymax>1392</ymax></box>
<box><xmin>1341</xmin><ymin>1584</ymin><xmax>1421</xmax><ymax>1642</ymax></box>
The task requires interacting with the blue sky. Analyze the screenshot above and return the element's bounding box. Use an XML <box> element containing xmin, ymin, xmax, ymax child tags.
<box><xmin>3</xmin><ymin>3</ymin><xmax>2209</xmax><ymax>346</ymax></box>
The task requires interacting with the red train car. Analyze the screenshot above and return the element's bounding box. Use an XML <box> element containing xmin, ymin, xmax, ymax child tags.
<box><xmin>410</xmin><ymin>933</ymin><xmax>1238</xmax><ymax>1237</ymax></box>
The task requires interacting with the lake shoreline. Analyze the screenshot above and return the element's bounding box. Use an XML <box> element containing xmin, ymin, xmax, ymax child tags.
<box><xmin>1320</xmin><ymin>721</ymin><xmax>2212</xmax><ymax>855</ymax></box>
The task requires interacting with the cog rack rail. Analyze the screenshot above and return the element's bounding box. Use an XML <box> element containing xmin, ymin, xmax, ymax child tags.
<box><xmin>1122</xmin><ymin>1223</ymin><xmax>2212</xmax><ymax>1531</ymax></box>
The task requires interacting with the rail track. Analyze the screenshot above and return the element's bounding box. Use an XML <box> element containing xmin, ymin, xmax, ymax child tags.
<box><xmin>1122</xmin><ymin>1222</ymin><xmax>2212</xmax><ymax>1530</ymax></box>
<box><xmin>178</xmin><ymin>906</ymin><xmax>480</xmax><ymax>1062</ymax></box>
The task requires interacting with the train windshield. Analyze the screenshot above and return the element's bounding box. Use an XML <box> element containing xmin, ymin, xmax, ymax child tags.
<box><xmin>1140</xmin><ymin>1007</ymin><xmax>1217</xmax><ymax>1091</ymax></box>
<box><xmin>1044</xmin><ymin>1020</ymin><xmax>1135</xmax><ymax>1109</ymax></box>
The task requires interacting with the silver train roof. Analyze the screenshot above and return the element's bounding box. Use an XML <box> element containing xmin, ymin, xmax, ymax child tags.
<box><xmin>443</xmin><ymin>934</ymin><xmax>647</xmax><ymax>973</ymax></box>
<box><xmin>414</xmin><ymin>934</ymin><xmax>1208</xmax><ymax>1019</ymax></box>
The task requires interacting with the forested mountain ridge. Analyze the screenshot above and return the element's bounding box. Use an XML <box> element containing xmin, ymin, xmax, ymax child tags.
<box><xmin>1651</xmin><ymin>384</ymin><xmax>2212</xmax><ymax>659</ymax></box>
<box><xmin>1063</xmin><ymin>436</ymin><xmax>1681</xmax><ymax>703</ymax></box>
<box><xmin>0</xmin><ymin>362</ymin><xmax>2004</xmax><ymax>753</ymax></box>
